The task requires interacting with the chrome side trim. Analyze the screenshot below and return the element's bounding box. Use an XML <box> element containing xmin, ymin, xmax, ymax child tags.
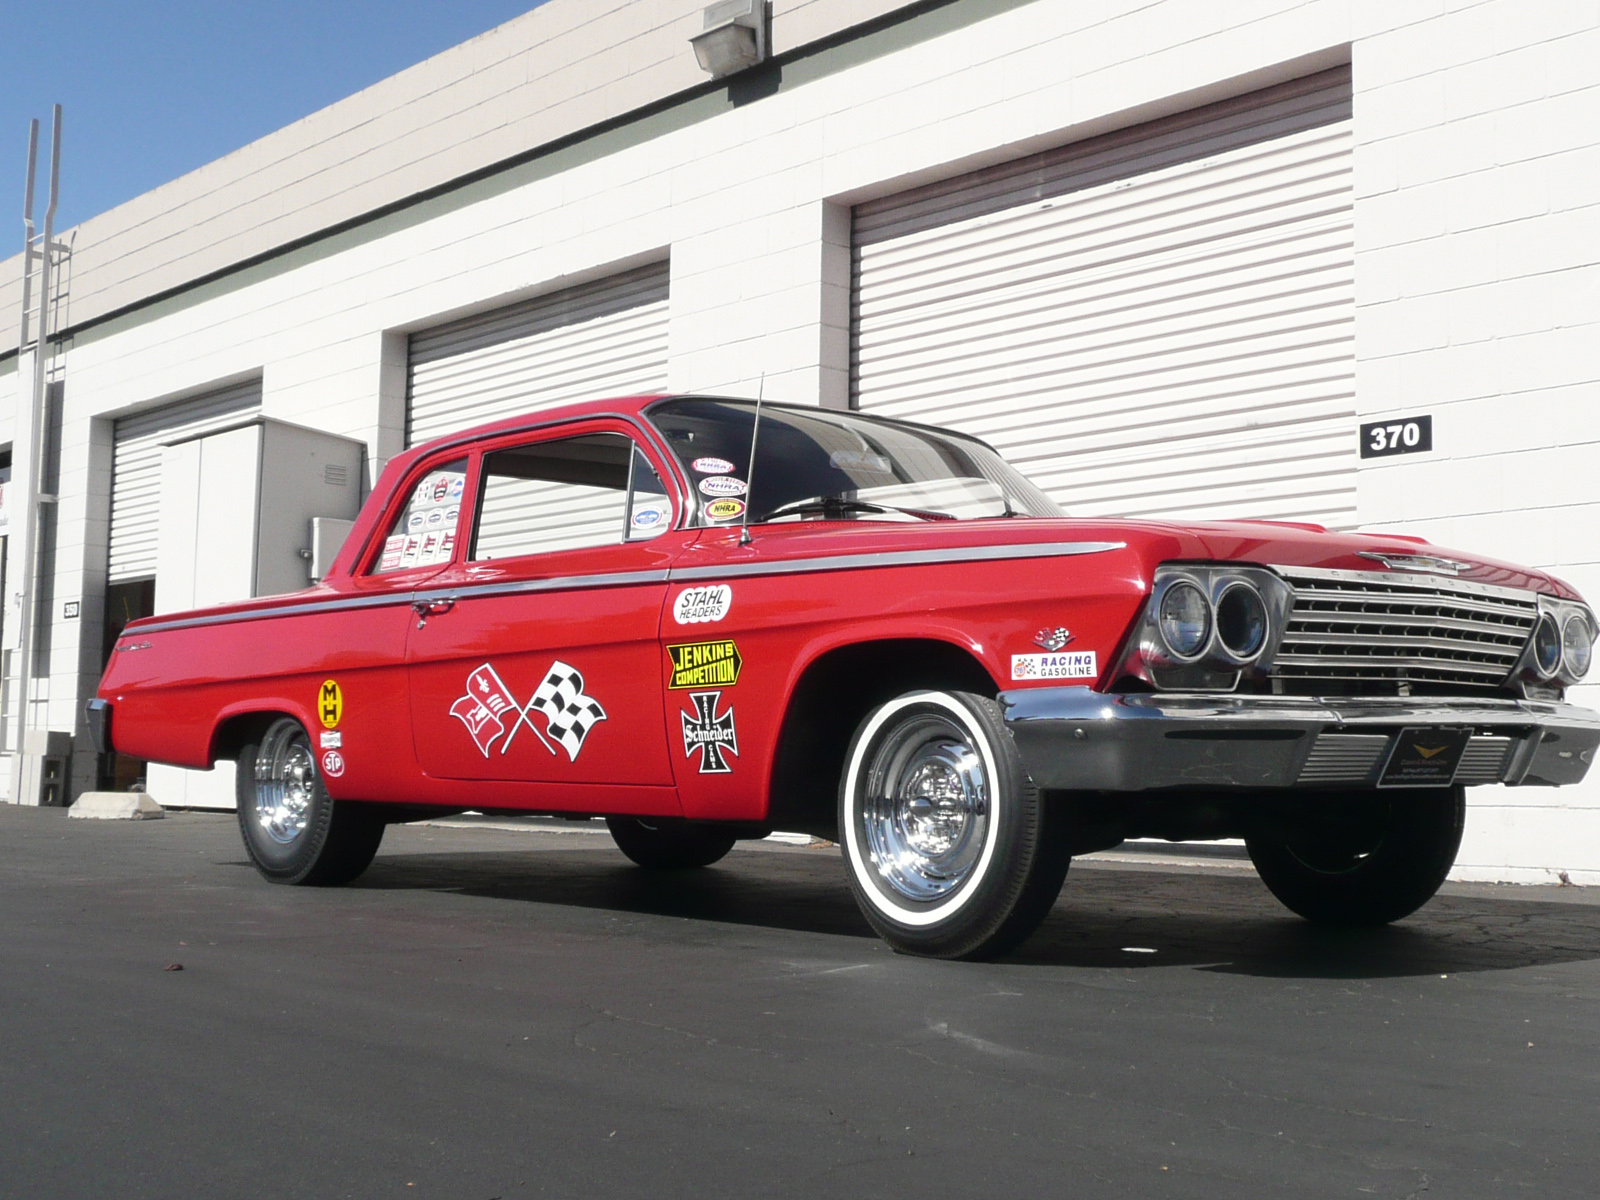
<box><xmin>127</xmin><ymin>592</ymin><xmax>417</xmax><ymax>636</ymax></box>
<box><xmin>121</xmin><ymin>541</ymin><xmax>1126</xmax><ymax>636</ymax></box>
<box><xmin>668</xmin><ymin>540</ymin><xmax>1126</xmax><ymax>582</ymax></box>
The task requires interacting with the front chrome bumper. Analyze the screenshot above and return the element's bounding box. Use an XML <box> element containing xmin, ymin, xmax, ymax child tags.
<box><xmin>1000</xmin><ymin>688</ymin><xmax>1600</xmax><ymax>792</ymax></box>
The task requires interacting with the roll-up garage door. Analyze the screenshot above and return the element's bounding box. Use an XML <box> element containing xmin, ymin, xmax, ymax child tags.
<box><xmin>407</xmin><ymin>261</ymin><xmax>670</xmax><ymax>446</ymax></box>
<box><xmin>852</xmin><ymin>67</ymin><xmax>1354</xmax><ymax>526</ymax></box>
<box><xmin>107</xmin><ymin>378</ymin><xmax>262</xmax><ymax>582</ymax></box>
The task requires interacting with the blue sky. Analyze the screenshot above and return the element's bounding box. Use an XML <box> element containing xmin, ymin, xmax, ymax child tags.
<box><xmin>5</xmin><ymin>1</ymin><xmax>547</xmax><ymax>233</ymax></box>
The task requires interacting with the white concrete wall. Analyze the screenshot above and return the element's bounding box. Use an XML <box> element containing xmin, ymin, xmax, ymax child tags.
<box><xmin>1350</xmin><ymin>1</ymin><xmax>1600</xmax><ymax>882</ymax></box>
<box><xmin>2</xmin><ymin>0</ymin><xmax>1597</xmax><ymax>877</ymax></box>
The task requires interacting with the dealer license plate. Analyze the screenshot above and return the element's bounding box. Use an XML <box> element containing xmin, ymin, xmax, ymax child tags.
<box><xmin>1378</xmin><ymin>727</ymin><xmax>1472</xmax><ymax>788</ymax></box>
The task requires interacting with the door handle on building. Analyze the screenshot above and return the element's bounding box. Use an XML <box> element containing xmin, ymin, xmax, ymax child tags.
<box><xmin>412</xmin><ymin>597</ymin><xmax>455</xmax><ymax>628</ymax></box>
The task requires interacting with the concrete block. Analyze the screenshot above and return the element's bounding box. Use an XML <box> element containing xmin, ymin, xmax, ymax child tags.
<box><xmin>71</xmin><ymin>792</ymin><xmax>164</xmax><ymax>821</ymax></box>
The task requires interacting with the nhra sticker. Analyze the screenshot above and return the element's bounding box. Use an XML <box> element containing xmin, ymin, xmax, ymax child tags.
<box><xmin>673</xmin><ymin>584</ymin><xmax>732</xmax><ymax>625</ymax></box>
<box><xmin>319</xmin><ymin>731</ymin><xmax>342</xmax><ymax>749</ymax></box>
<box><xmin>682</xmin><ymin>691</ymin><xmax>738</xmax><ymax>773</ymax></box>
<box><xmin>698</xmin><ymin>475</ymin><xmax>747</xmax><ymax>498</ymax></box>
<box><xmin>318</xmin><ymin>680</ymin><xmax>343</xmax><ymax>729</ymax></box>
<box><xmin>320</xmin><ymin>750</ymin><xmax>346</xmax><ymax>778</ymax></box>
<box><xmin>1010</xmin><ymin>652</ymin><xmax>1098</xmax><ymax>682</ymax></box>
<box><xmin>449</xmin><ymin>661</ymin><xmax>606</xmax><ymax>763</ymax></box>
<box><xmin>705</xmin><ymin>498</ymin><xmax>745</xmax><ymax>521</ymax></box>
<box><xmin>667</xmin><ymin>640</ymin><xmax>742</xmax><ymax>689</ymax></box>
<box><xmin>691</xmin><ymin>456</ymin><xmax>736</xmax><ymax>475</ymax></box>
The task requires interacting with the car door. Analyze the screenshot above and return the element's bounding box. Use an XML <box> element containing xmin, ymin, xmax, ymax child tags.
<box><xmin>405</xmin><ymin>421</ymin><xmax>686</xmax><ymax>788</ymax></box>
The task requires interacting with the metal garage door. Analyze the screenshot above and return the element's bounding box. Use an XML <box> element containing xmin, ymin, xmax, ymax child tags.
<box><xmin>852</xmin><ymin>68</ymin><xmax>1354</xmax><ymax>526</ymax></box>
<box><xmin>406</xmin><ymin>261</ymin><xmax>670</xmax><ymax>447</ymax></box>
<box><xmin>107</xmin><ymin>378</ymin><xmax>263</xmax><ymax>582</ymax></box>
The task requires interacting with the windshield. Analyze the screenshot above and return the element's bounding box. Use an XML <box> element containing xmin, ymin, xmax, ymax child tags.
<box><xmin>647</xmin><ymin>398</ymin><xmax>1062</xmax><ymax>527</ymax></box>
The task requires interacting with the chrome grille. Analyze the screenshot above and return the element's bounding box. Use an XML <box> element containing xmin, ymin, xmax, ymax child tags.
<box><xmin>1272</xmin><ymin>567</ymin><xmax>1537</xmax><ymax>693</ymax></box>
<box><xmin>1296</xmin><ymin>732</ymin><xmax>1519</xmax><ymax>786</ymax></box>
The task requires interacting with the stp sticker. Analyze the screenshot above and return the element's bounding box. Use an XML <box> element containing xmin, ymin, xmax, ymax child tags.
<box><xmin>318</xmin><ymin>680</ymin><xmax>343</xmax><ymax>729</ymax></box>
<box><xmin>691</xmin><ymin>456</ymin><xmax>736</xmax><ymax>475</ymax></box>
<box><xmin>320</xmin><ymin>750</ymin><xmax>346</xmax><ymax>778</ymax></box>
<box><xmin>682</xmin><ymin>691</ymin><xmax>738</xmax><ymax>773</ymax></box>
<box><xmin>697</xmin><ymin>475</ymin><xmax>747</xmax><ymax>497</ymax></box>
<box><xmin>673</xmin><ymin>584</ymin><xmax>732</xmax><ymax>625</ymax></box>
<box><xmin>320</xmin><ymin>730</ymin><xmax>343</xmax><ymax>749</ymax></box>
<box><xmin>667</xmin><ymin>640</ymin><xmax>742</xmax><ymax>689</ymax></box>
<box><xmin>449</xmin><ymin>661</ymin><xmax>606</xmax><ymax>762</ymax></box>
<box><xmin>705</xmin><ymin>498</ymin><xmax>745</xmax><ymax>521</ymax></box>
<box><xmin>1010</xmin><ymin>651</ymin><xmax>1099</xmax><ymax>682</ymax></box>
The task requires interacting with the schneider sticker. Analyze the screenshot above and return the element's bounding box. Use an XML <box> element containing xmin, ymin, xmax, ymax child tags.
<box><xmin>667</xmin><ymin>640</ymin><xmax>742</xmax><ymax>689</ymax></box>
<box><xmin>1010</xmin><ymin>651</ymin><xmax>1098</xmax><ymax>681</ymax></box>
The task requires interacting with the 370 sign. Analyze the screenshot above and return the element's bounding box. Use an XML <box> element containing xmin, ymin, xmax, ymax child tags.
<box><xmin>1359</xmin><ymin>414</ymin><xmax>1432</xmax><ymax>459</ymax></box>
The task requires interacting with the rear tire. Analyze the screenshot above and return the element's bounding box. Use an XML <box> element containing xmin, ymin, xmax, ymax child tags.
<box><xmin>606</xmin><ymin>817</ymin><xmax>737</xmax><ymax>870</ymax></box>
<box><xmin>839</xmin><ymin>689</ymin><xmax>1070</xmax><ymax>959</ymax></box>
<box><xmin>1245</xmin><ymin>786</ymin><xmax>1465</xmax><ymax>926</ymax></box>
<box><xmin>236</xmin><ymin>717</ymin><xmax>385</xmax><ymax>886</ymax></box>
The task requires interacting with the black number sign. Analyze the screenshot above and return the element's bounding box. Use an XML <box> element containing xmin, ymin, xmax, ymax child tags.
<box><xmin>1359</xmin><ymin>414</ymin><xmax>1432</xmax><ymax>459</ymax></box>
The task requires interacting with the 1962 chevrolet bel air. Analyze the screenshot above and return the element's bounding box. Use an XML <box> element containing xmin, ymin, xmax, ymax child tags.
<box><xmin>89</xmin><ymin>396</ymin><xmax>1600</xmax><ymax>958</ymax></box>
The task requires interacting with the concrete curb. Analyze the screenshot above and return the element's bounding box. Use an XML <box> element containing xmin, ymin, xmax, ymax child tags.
<box><xmin>70</xmin><ymin>792</ymin><xmax>164</xmax><ymax>821</ymax></box>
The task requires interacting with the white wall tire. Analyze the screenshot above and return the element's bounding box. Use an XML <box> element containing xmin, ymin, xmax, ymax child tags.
<box><xmin>838</xmin><ymin>690</ymin><xmax>1070</xmax><ymax>959</ymax></box>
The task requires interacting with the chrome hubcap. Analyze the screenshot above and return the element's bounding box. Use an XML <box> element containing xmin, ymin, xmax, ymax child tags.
<box><xmin>253</xmin><ymin>723</ymin><xmax>316</xmax><ymax>845</ymax></box>
<box><xmin>859</xmin><ymin>713</ymin><xmax>989</xmax><ymax>902</ymax></box>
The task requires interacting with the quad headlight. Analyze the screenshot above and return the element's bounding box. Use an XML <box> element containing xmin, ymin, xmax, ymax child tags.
<box><xmin>1120</xmin><ymin>565</ymin><xmax>1293</xmax><ymax>691</ymax></box>
<box><xmin>1517</xmin><ymin>595</ymin><xmax>1596</xmax><ymax>695</ymax></box>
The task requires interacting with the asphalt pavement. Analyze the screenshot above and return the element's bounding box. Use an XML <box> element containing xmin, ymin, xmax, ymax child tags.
<box><xmin>3</xmin><ymin>803</ymin><xmax>1599</xmax><ymax>1200</ymax></box>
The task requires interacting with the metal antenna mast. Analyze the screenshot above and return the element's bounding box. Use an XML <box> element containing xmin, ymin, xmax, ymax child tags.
<box><xmin>11</xmin><ymin>105</ymin><xmax>64</xmax><ymax>790</ymax></box>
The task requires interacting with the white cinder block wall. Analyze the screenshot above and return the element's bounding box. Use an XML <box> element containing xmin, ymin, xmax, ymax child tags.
<box><xmin>1</xmin><ymin>0</ymin><xmax>1596</xmax><ymax>880</ymax></box>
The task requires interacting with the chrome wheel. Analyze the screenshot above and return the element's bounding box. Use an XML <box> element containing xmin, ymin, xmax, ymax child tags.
<box><xmin>252</xmin><ymin>721</ymin><xmax>317</xmax><ymax>845</ymax></box>
<box><xmin>858</xmin><ymin>712</ymin><xmax>990</xmax><ymax>902</ymax></box>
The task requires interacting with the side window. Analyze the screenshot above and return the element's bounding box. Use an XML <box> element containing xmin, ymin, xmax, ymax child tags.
<box><xmin>471</xmin><ymin>433</ymin><xmax>648</xmax><ymax>561</ymax></box>
<box><xmin>372</xmin><ymin>459</ymin><xmax>467</xmax><ymax>574</ymax></box>
<box><xmin>626</xmin><ymin>444</ymin><xmax>672</xmax><ymax>541</ymax></box>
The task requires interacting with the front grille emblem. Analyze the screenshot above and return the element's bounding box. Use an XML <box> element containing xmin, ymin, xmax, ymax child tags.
<box><xmin>1356</xmin><ymin>552</ymin><xmax>1474</xmax><ymax>576</ymax></box>
<box><xmin>1033</xmin><ymin>627</ymin><xmax>1073</xmax><ymax>652</ymax></box>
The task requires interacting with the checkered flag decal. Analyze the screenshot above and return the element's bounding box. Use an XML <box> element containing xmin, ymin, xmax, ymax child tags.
<box><xmin>528</xmin><ymin>660</ymin><xmax>607</xmax><ymax>762</ymax></box>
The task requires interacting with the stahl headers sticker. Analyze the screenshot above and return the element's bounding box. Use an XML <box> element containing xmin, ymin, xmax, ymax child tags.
<box><xmin>673</xmin><ymin>584</ymin><xmax>731</xmax><ymax>625</ymax></box>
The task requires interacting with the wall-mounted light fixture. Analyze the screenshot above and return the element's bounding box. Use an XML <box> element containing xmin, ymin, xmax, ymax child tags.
<box><xmin>690</xmin><ymin>0</ymin><xmax>768</xmax><ymax>78</ymax></box>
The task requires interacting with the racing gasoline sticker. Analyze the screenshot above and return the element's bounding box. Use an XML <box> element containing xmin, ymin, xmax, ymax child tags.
<box><xmin>667</xmin><ymin>640</ymin><xmax>742</xmax><ymax>689</ymax></box>
<box><xmin>1010</xmin><ymin>651</ymin><xmax>1098</xmax><ymax>681</ymax></box>
<box><xmin>318</xmin><ymin>680</ymin><xmax>343</xmax><ymax>728</ymax></box>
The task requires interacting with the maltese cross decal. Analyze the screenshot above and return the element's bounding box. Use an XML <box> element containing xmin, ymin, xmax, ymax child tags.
<box><xmin>681</xmin><ymin>690</ymin><xmax>738</xmax><ymax>773</ymax></box>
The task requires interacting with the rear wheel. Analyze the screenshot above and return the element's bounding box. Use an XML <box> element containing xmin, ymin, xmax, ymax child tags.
<box><xmin>606</xmin><ymin>817</ymin><xmax>737</xmax><ymax>870</ymax></box>
<box><xmin>1245</xmin><ymin>786</ymin><xmax>1465</xmax><ymax>926</ymax></box>
<box><xmin>236</xmin><ymin>717</ymin><xmax>385</xmax><ymax>886</ymax></box>
<box><xmin>839</xmin><ymin>689</ymin><xmax>1070</xmax><ymax>959</ymax></box>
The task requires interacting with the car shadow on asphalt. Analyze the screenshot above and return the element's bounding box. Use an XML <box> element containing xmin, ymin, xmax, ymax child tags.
<box><xmin>354</xmin><ymin>845</ymin><xmax>1600</xmax><ymax>979</ymax></box>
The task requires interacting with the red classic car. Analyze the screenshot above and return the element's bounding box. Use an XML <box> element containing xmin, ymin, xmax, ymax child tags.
<box><xmin>89</xmin><ymin>396</ymin><xmax>1600</xmax><ymax>958</ymax></box>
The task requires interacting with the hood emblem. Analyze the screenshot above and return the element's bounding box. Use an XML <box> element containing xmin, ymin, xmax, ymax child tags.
<box><xmin>1033</xmin><ymin>627</ymin><xmax>1074</xmax><ymax>652</ymax></box>
<box><xmin>1356</xmin><ymin>552</ymin><xmax>1474</xmax><ymax>577</ymax></box>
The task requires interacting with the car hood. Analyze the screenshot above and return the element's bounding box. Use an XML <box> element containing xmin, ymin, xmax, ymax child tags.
<box><xmin>715</xmin><ymin>516</ymin><xmax>1580</xmax><ymax>600</ymax></box>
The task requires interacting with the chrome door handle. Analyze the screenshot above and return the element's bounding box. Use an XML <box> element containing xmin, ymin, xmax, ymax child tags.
<box><xmin>412</xmin><ymin>597</ymin><xmax>455</xmax><ymax>628</ymax></box>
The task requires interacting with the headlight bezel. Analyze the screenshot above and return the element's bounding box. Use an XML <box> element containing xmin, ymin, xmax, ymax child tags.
<box><xmin>1117</xmin><ymin>564</ymin><xmax>1293</xmax><ymax>692</ymax></box>
<box><xmin>1512</xmin><ymin>595</ymin><xmax>1596</xmax><ymax>697</ymax></box>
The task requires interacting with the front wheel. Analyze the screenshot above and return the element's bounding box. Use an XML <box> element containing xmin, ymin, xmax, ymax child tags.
<box><xmin>839</xmin><ymin>689</ymin><xmax>1070</xmax><ymax>959</ymax></box>
<box><xmin>237</xmin><ymin>717</ymin><xmax>385</xmax><ymax>886</ymax></box>
<box><xmin>1245</xmin><ymin>786</ymin><xmax>1465</xmax><ymax>926</ymax></box>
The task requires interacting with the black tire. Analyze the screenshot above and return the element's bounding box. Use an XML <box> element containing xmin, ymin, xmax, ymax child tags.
<box><xmin>606</xmin><ymin>817</ymin><xmax>737</xmax><ymax>870</ymax></box>
<box><xmin>838</xmin><ymin>689</ymin><xmax>1071</xmax><ymax>959</ymax></box>
<box><xmin>236</xmin><ymin>717</ymin><xmax>385</xmax><ymax>886</ymax></box>
<box><xmin>1245</xmin><ymin>786</ymin><xmax>1465</xmax><ymax>926</ymax></box>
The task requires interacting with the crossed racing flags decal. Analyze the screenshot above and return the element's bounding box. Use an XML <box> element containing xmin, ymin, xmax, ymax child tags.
<box><xmin>450</xmin><ymin>661</ymin><xmax>606</xmax><ymax>761</ymax></box>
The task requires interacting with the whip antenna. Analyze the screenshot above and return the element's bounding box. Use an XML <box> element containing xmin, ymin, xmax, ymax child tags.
<box><xmin>739</xmin><ymin>375</ymin><xmax>765</xmax><ymax>546</ymax></box>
